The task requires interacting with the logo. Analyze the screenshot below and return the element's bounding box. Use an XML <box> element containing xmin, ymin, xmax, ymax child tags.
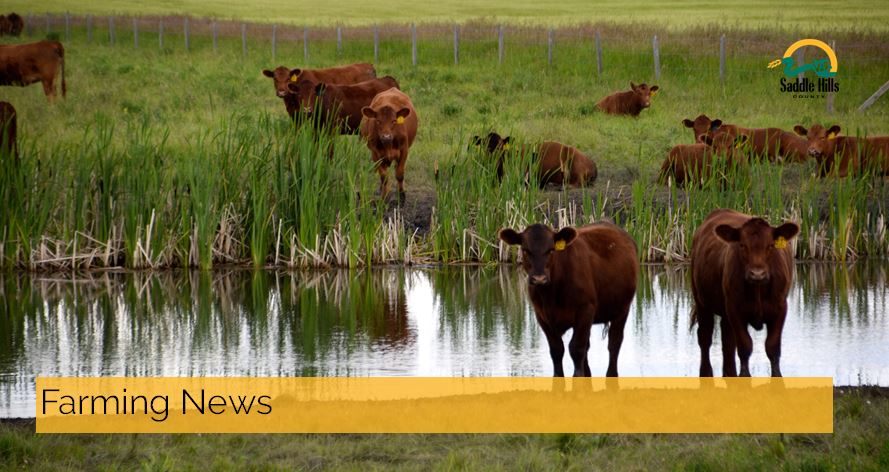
<box><xmin>768</xmin><ymin>39</ymin><xmax>839</xmax><ymax>98</ymax></box>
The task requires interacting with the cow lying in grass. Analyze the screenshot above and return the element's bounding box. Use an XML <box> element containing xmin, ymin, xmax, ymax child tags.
<box><xmin>682</xmin><ymin>114</ymin><xmax>808</xmax><ymax>163</ymax></box>
<box><xmin>596</xmin><ymin>82</ymin><xmax>659</xmax><ymax>117</ymax></box>
<box><xmin>659</xmin><ymin>132</ymin><xmax>749</xmax><ymax>187</ymax></box>
<box><xmin>794</xmin><ymin>124</ymin><xmax>889</xmax><ymax>177</ymax></box>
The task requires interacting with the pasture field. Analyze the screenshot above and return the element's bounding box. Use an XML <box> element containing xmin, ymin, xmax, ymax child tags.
<box><xmin>2</xmin><ymin>18</ymin><xmax>889</xmax><ymax>269</ymax></box>
<box><xmin>5</xmin><ymin>0</ymin><xmax>889</xmax><ymax>30</ymax></box>
<box><xmin>2</xmin><ymin>388</ymin><xmax>889</xmax><ymax>470</ymax></box>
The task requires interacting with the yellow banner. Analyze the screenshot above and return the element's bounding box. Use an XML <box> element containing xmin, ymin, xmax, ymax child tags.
<box><xmin>36</xmin><ymin>377</ymin><xmax>832</xmax><ymax>433</ymax></box>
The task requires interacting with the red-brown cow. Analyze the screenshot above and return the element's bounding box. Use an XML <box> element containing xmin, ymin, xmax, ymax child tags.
<box><xmin>793</xmin><ymin>124</ymin><xmax>889</xmax><ymax>177</ymax></box>
<box><xmin>0</xmin><ymin>40</ymin><xmax>66</xmax><ymax>101</ymax></box>
<box><xmin>261</xmin><ymin>63</ymin><xmax>376</xmax><ymax>118</ymax></box>
<box><xmin>596</xmin><ymin>82</ymin><xmax>659</xmax><ymax>116</ymax></box>
<box><xmin>360</xmin><ymin>88</ymin><xmax>418</xmax><ymax>201</ymax></box>
<box><xmin>691</xmin><ymin>209</ymin><xmax>799</xmax><ymax>377</ymax></box>
<box><xmin>499</xmin><ymin>222</ymin><xmax>638</xmax><ymax>377</ymax></box>
<box><xmin>471</xmin><ymin>132</ymin><xmax>597</xmax><ymax>187</ymax></box>
<box><xmin>0</xmin><ymin>13</ymin><xmax>24</xmax><ymax>37</ymax></box>
<box><xmin>287</xmin><ymin>76</ymin><xmax>399</xmax><ymax>133</ymax></box>
<box><xmin>0</xmin><ymin>101</ymin><xmax>16</xmax><ymax>162</ymax></box>
<box><xmin>683</xmin><ymin>115</ymin><xmax>806</xmax><ymax>163</ymax></box>
<box><xmin>658</xmin><ymin>132</ymin><xmax>748</xmax><ymax>187</ymax></box>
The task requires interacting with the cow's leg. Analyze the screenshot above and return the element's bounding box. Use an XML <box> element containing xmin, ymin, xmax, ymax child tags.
<box><xmin>695</xmin><ymin>305</ymin><xmax>714</xmax><ymax>377</ymax></box>
<box><xmin>606</xmin><ymin>304</ymin><xmax>630</xmax><ymax>377</ymax></box>
<box><xmin>395</xmin><ymin>149</ymin><xmax>408</xmax><ymax>203</ymax></box>
<box><xmin>376</xmin><ymin>159</ymin><xmax>390</xmax><ymax>200</ymax></box>
<box><xmin>540</xmin><ymin>323</ymin><xmax>565</xmax><ymax>378</ymax></box>
<box><xmin>568</xmin><ymin>318</ymin><xmax>592</xmax><ymax>378</ymax></box>
<box><xmin>765</xmin><ymin>315</ymin><xmax>786</xmax><ymax>378</ymax></box>
<box><xmin>729</xmin><ymin>314</ymin><xmax>754</xmax><ymax>377</ymax></box>
<box><xmin>42</xmin><ymin>77</ymin><xmax>56</xmax><ymax>102</ymax></box>
<box><xmin>720</xmin><ymin>315</ymin><xmax>737</xmax><ymax>377</ymax></box>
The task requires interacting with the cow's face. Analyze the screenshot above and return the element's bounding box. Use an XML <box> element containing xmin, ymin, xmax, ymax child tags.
<box><xmin>715</xmin><ymin>218</ymin><xmax>799</xmax><ymax>284</ymax></box>
<box><xmin>287</xmin><ymin>80</ymin><xmax>322</xmax><ymax>114</ymax></box>
<box><xmin>794</xmin><ymin>124</ymin><xmax>840</xmax><ymax>159</ymax></box>
<box><xmin>470</xmin><ymin>132</ymin><xmax>511</xmax><ymax>154</ymax></box>
<box><xmin>499</xmin><ymin>224</ymin><xmax>577</xmax><ymax>286</ymax></box>
<box><xmin>362</xmin><ymin>105</ymin><xmax>411</xmax><ymax>145</ymax></box>
<box><xmin>630</xmin><ymin>82</ymin><xmax>659</xmax><ymax>109</ymax></box>
<box><xmin>683</xmin><ymin>114</ymin><xmax>722</xmax><ymax>143</ymax></box>
<box><xmin>262</xmin><ymin>66</ymin><xmax>300</xmax><ymax>98</ymax></box>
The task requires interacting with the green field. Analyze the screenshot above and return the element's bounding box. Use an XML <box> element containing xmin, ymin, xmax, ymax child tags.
<box><xmin>2</xmin><ymin>388</ymin><xmax>888</xmax><ymax>470</ymax></box>
<box><xmin>5</xmin><ymin>1</ymin><xmax>889</xmax><ymax>30</ymax></box>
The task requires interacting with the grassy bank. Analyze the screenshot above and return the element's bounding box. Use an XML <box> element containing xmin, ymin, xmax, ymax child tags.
<box><xmin>1</xmin><ymin>21</ymin><xmax>888</xmax><ymax>269</ymax></box>
<box><xmin>2</xmin><ymin>388</ymin><xmax>888</xmax><ymax>470</ymax></box>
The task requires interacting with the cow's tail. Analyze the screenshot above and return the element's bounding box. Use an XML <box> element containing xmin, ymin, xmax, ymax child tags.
<box><xmin>60</xmin><ymin>43</ymin><xmax>67</xmax><ymax>98</ymax></box>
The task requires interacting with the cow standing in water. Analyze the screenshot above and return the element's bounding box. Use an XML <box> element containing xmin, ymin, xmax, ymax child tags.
<box><xmin>0</xmin><ymin>40</ymin><xmax>66</xmax><ymax>101</ymax></box>
<box><xmin>262</xmin><ymin>63</ymin><xmax>376</xmax><ymax>119</ymax></box>
<box><xmin>691</xmin><ymin>209</ymin><xmax>799</xmax><ymax>377</ymax></box>
<box><xmin>360</xmin><ymin>88</ymin><xmax>418</xmax><ymax>201</ymax></box>
<box><xmin>596</xmin><ymin>82</ymin><xmax>659</xmax><ymax>116</ymax></box>
<box><xmin>499</xmin><ymin>223</ymin><xmax>638</xmax><ymax>377</ymax></box>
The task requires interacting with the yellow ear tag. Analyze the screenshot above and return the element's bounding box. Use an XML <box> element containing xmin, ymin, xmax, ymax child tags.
<box><xmin>503</xmin><ymin>143</ymin><xmax>510</xmax><ymax>150</ymax></box>
<box><xmin>290</xmin><ymin>74</ymin><xmax>299</xmax><ymax>82</ymax></box>
<box><xmin>396</xmin><ymin>116</ymin><xmax>405</xmax><ymax>125</ymax></box>
<box><xmin>651</xmin><ymin>90</ymin><xmax>658</xmax><ymax>97</ymax></box>
<box><xmin>554</xmin><ymin>240</ymin><xmax>566</xmax><ymax>251</ymax></box>
<box><xmin>827</xmin><ymin>132</ymin><xmax>837</xmax><ymax>140</ymax></box>
<box><xmin>774</xmin><ymin>237</ymin><xmax>788</xmax><ymax>249</ymax></box>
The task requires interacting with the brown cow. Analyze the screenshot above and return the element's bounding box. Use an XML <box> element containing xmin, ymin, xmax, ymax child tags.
<box><xmin>471</xmin><ymin>132</ymin><xmax>597</xmax><ymax>187</ymax></box>
<box><xmin>499</xmin><ymin>222</ymin><xmax>638</xmax><ymax>377</ymax></box>
<box><xmin>360</xmin><ymin>88</ymin><xmax>418</xmax><ymax>201</ymax></box>
<box><xmin>286</xmin><ymin>76</ymin><xmax>399</xmax><ymax>133</ymax></box>
<box><xmin>596</xmin><ymin>82</ymin><xmax>659</xmax><ymax>116</ymax></box>
<box><xmin>261</xmin><ymin>63</ymin><xmax>376</xmax><ymax>118</ymax></box>
<box><xmin>0</xmin><ymin>13</ymin><xmax>24</xmax><ymax>37</ymax></box>
<box><xmin>793</xmin><ymin>124</ymin><xmax>889</xmax><ymax>176</ymax></box>
<box><xmin>659</xmin><ymin>133</ymin><xmax>748</xmax><ymax>187</ymax></box>
<box><xmin>691</xmin><ymin>209</ymin><xmax>799</xmax><ymax>377</ymax></box>
<box><xmin>0</xmin><ymin>101</ymin><xmax>16</xmax><ymax>162</ymax></box>
<box><xmin>0</xmin><ymin>40</ymin><xmax>66</xmax><ymax>101</ymax></box>
<box><xmin>683</xmin><ymin>115</ymin><xmax>805</xmax><ymax>163</ymax></box>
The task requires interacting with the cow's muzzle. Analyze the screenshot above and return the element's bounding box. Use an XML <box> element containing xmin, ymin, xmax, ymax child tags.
<box><xmin>529</xmin><ymin>274</ymin><xmax>549</xmax><ymax>286</ymax></box>
<box><xmin>808</xmin><ymin>149</ymin><xmax>821</xmax><ymax>157</ymax></box>
<box><xmin>745</xmin><ymin>268</ymin><xmax>769</xmax><ymax>284</ymax></box>
<box><xmin>380</xmin><ymin>133</ymin><xmax>394</xmax><ymax>144</ymax></box>
<box><xmin>277</xmin><ymin>91</ymin><xmax>287</xmax><ymax>98</ymax></box>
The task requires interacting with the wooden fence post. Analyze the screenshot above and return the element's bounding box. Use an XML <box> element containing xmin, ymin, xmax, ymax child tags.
<box><xmin>272</xmin><ymin>24</ymin><xmax>277</xmax><ymax>61</ymax></box>
<box><xmin>109</xmin><ymin>16</ymin><xmax>115</xmax><ymax>45</ymax></box>
<box><xmin>498</xmin><ymin>25</ymin><xmax>504</xmax><ymax>64</ymax></box>
<box><xmin>827</xmin><ymin>40</ymin><xmax>836</xmax><ymax>114</ymax></box>
<box><xmin>374</xmin><ymin>25</ymin><xmax>379</xmax><ymax>63</ymax></box>
<box><xmin>653</xmin><ymin>35</ymin><xmax>661</xmax><ymax>81</ymax></box>
<box><xmin>411</xmin><ymin>23</ymin><xmax>417</xmax><ymax>67</ymax></box>
<box><xmin>548</xmin><ymin>28</ymin><xmax>555</xmax><ymax>65</ymax></box>
<box><xmin>304</xmin><ymin>26</ymin><xmax>309</xmax><ymax>61</ymax></box>
<box><xmin>133</xmin><ymin>18</ymin><xmax>139</xmax><ymax>49</ymax></box>
<box><xmin>212</xmin><ymin>22</ymin><xmax>218</xmax><ymax>52</ymax></box>
<box><xmin>595</xmin><ymin>30</ymin><xmax>603</xmax><ymax>75</ymax></box>
<box><xmin>858</xmin><ymin>79</ymin><xmax>889</xmax><ymax>113</ymax></box>
<box><xmin>159</xmin><ymin>20</ymin><xmax>164</xmax><ymax>49</ymax></box>
<box><xmin>65</xmin><ymin>12</ymin><xmax>70</xmax><ymax>41</ymax></box>
<box><xmin>26</xmin><ymin>13</ymin><xmax>32</xmax><ymax>37</ymax></box>
<box><xmin>337</xmin><ymin>26</ymin><xmax>342</xmax><ymax>56</ymax></box>
<box><xmin>719</xmin><ymin>35</ymin><xmax>726</xmax><ymax>83</ymax></box>
<box><xmin>453</xmin><ymin>24</ymin><xmax>459</xmax><ymax>65</ymax></box>
<box><xmin>184</xmin><ymin>18</ymin><xmax>190</xmax><ymax>52</ymax></box>
<box><xmin>87</xmin><ymin>15</ymin><xmax>92</xmax><ymax>43</ymax></box>
<box><xmin>241</xmin><ymin>23</ymin><xmax>247</xmax><ymax>57</ymax></box>
<box><xmin>45</xmin><ymin>13</ymin><xmax>50</xmax><ymax>34</ymax></box>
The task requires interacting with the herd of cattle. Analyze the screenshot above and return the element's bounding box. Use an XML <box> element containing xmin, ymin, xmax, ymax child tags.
<box><xmin>0</xmin><ymin>24</ymin><xmax>886</xmax><ymax>378</ymax></box>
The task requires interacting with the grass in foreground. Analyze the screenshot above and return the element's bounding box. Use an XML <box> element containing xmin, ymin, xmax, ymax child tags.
<box><xmin>2</xmin><ymin>388</ymin><xmax>888</xmax><ymax>471</ymax></box>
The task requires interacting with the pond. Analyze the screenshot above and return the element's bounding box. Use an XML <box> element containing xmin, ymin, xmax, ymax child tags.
<box><xmin>1</xmin><ymin>263</ymin><xmax>887</xmax><ymax>417</ymax></box>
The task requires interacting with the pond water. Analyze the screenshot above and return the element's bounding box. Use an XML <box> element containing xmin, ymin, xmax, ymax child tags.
<box><xmin>1</xmin><ymin>263</ymin><xmax>887</xmax><ymax>417</ymax></box>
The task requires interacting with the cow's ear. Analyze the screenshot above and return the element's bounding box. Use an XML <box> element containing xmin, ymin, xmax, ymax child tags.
<box><xmin>361</xmin><ymin>107</ymin><xmax>377</xmax><ymax>119</ymax></box>
<box><xmin>315</xmin><ymin>83</ymin><xmax>326</xmax><ymax>96</ymax></box>
<box><xmin>629</xmin><ymin>81</ymin><xmax>637</xmax><ymax>90</ymax></box>
<box><xmin>793</xmin><ymin>125</ymin><xmax>808</xmax><ymax>136</ymax></box>
<box><xmin>471</xmin><ymin>136</ymin><xmax>482</xmax><ymax>145</ymax></box>
<box><xmin>289</xmin><ymin>69</ymin><xmax>301</xmax><ymax>82</ymax></box>
<box><xmin>396</xmin><ymin>108</ymin><xmax>411</xmax><ymax>119</ymax></box>
<box><xmin>715</xmin><ymin>224</ymin><xmax>741</xmax><ymax>243</ymax></box>
<box><xmin>553</xmin><ymin>227</ymin><xmax>578</xmax><ymax>250</ymax></box>
<box><xmin>710</xmin><ymin>119</ymin><xmax>723</xmax><ymax>130</ymax></box>
<box><xmin>262</xmin><ymin>69</ymin><xmax>274</xmax><ymax>78</ymax></box>
<box><xmin>498</xmin><ymin>228</ymin><xmax>523</xmax><ymax>246</ymax></box>
<box><xmin>773</xmin><ymin>222</ymin><xmax>800</xmax><ymax>243</ymax></box>
<box><xmin>827</xmin><ymin>125</ymin><xmax>841</xmax><ymax>139</ymax></box>
<box><xmin>682</xmin><ymin>119</ymin><xmax>694</xmax><ymax>128</ymax></box>
<box><xmin>650</xmin><ymin>85</ymin><xmax>659</xmax><ymax>93</ymax></box>
<box><xmin>502</xmin><ymin>137</ymin><xmax>512</xmax><ymax>144</ymax></box>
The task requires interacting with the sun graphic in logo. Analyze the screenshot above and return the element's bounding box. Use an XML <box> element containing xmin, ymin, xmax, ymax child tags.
<box><xmin>767</xmin><ymin>39</ymin><xmax>838</xmax><ymax>78</ymax></box>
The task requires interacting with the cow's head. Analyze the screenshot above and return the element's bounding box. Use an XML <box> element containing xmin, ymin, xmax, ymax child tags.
<box><xmin>262</xmin><ymin>66</ymin><xmax>301</xmax><ymax>98</ymax></box>
<box><xmin>471</xmin><ymin>132</ymin><xmax>511</xmax><ymax>154</ymax></box>
<box><xmin>793</xmin><ymin>124</ymin><xmax>840</xmax><ymax>160</ymax></box>
<box><xmin>630</xmin><ymin>82</ymin><xmax>659</xmax><ymax>109</ymax></box>
<box><xmin>715</xmin><ymin>218</ymin><xmax>799</xmax><ymax>284</ymax></box>
<box><xmin>683</xmin><ymin>114</ymin><xmax>723</xmax><ymax>143</ymax></box>
<box><xmin>701</xmin><ymin>131</ymin><xmax>748</xmax><ymax>158</ymax></box>
<box><xmin>499</xmin><ymin>224</ymin><xmax>577</xmax><ymax>286</ymax></box>
<box><xmin>362</xmin><ymin>105</ymin><xmax>411</xmax><ymax>146</ymax></box>
<box><xmin>287</xmin><ymin>79</ymin><xmax>323</xmax><ymax>114</ymax></box>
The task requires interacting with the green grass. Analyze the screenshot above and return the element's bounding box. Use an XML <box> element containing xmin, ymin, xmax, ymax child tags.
<box><xmin>2</xmin><ymin>388</ymin><xmax>888</xmax><ymax>470</ymax></box>
<box><xmin>1</xmin><ymin>20</ymin><xmax>888</xmax><ymax>269</ymax></box>
<box><xmin>7</xmin><ymin>1</ymin><xmax>889</xmax><ymax>30</ymax></box>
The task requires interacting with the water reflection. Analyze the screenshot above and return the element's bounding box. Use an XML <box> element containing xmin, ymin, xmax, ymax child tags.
<box><xmin>1</xmin><ymin>263</ymin><xmax>887</xmax><ymax>417</ymax></box>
